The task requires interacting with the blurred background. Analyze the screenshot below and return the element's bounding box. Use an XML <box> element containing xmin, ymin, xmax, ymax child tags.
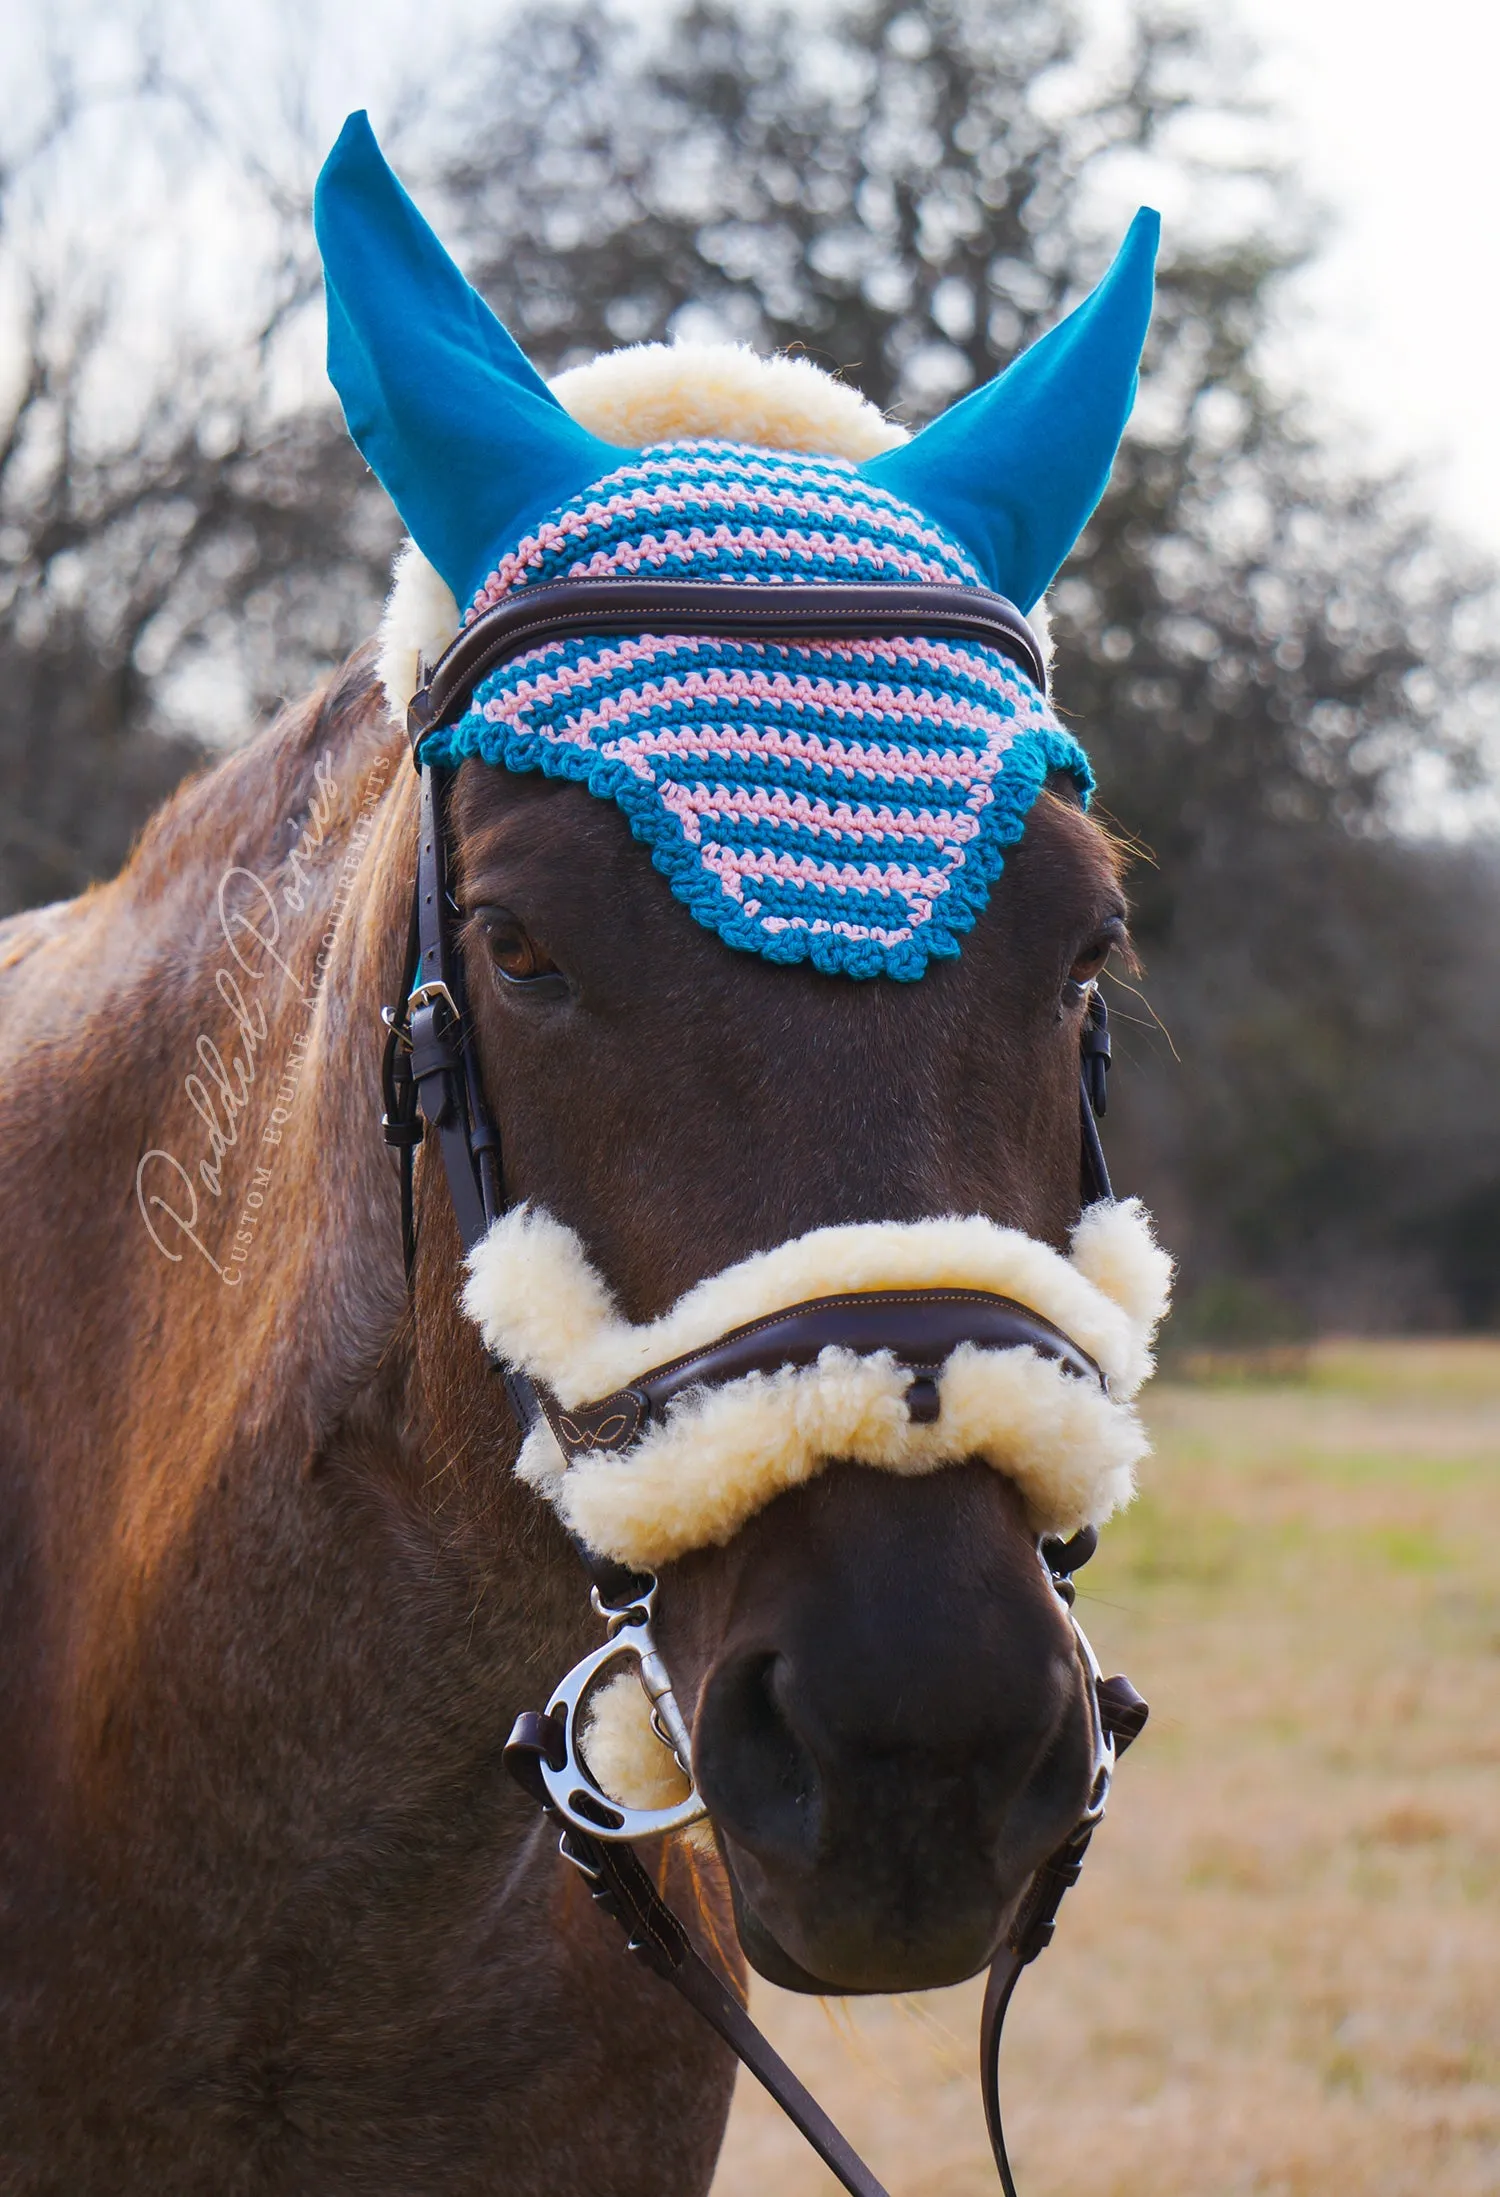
<box><xmin>6</xmin><ymin>0</ymin><xmax>1500</xmax><ymax>1338</ymax></box>
<box><xmin>2</xmin><ymin>3</ymin><xmax>1496</xmax><ymax>2186</ymax></box>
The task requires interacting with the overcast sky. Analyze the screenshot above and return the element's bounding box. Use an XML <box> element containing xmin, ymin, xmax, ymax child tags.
<box><xmin>7</xmin><ymin>0</ymin><xmax>1500</xmax><ymax>562</ymax></box>
<box><xmin>230</xmin><ymin>0</ymin><xmax>1500</xmax><ymax>564</ymax></box>
<box><xmin>1242</xmin><ymin>0</ymin><xmax>1500</xmax><ymax>555</ymax></box>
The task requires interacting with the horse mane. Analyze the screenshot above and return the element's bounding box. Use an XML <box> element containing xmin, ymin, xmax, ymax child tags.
<box><xmin>117</xmin><ymin>645</ymin><xmax>399</xmax><ymax>919</ymax></box>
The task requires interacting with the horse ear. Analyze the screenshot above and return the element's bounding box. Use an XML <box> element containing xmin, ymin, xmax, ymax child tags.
<box><xmin>314</xmin><ymin>112</ymin><xmax>630</xmax><ymax>606</ymax></box>
<box><xmin>861</xmin><ymin>209</ymin><xmax>1159</xmax><ymax>614</ymax></box>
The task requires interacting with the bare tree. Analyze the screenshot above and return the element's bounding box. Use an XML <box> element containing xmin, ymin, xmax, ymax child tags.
<box><xmin>0</xmin><ymin>46</ymin><xmax>393</xmax><ymax>910</ymax></box>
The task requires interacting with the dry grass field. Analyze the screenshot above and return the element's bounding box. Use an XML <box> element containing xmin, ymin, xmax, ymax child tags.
<box><xmin>710</xmin><ymin>1341</ymin><xmax>1500</xmax><ymax>2197</ymax></box>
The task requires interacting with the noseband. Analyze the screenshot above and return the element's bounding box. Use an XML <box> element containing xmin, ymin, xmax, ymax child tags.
<box><xmin>380</xmin><ymin>577</ymin><xmax>1147</xmax><ymax>2197</ymax></box>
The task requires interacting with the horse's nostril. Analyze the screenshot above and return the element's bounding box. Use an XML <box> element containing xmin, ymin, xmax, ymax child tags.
<box><xmin>696</xmin><ymin>1652</ymin><xmax>821</xmax><ymax>1865</ymax></box>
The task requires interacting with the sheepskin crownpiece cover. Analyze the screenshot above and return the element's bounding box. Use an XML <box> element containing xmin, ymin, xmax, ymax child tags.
<box><xmin>463</xmin><ymin>1199</ymin><xmax>1174</xmax><ymax>1571</ymax></box>
<box><xmin>314</xmin><ymin>111</ymin><xmax>1159</xmax><ymax>980</ymax></box>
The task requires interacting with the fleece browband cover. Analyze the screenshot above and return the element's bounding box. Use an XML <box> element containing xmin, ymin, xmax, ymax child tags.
<box><xmin>463</xmin><ymin>1201</ymin><xmax>1172</xmax><ymax>1569</ymax></box>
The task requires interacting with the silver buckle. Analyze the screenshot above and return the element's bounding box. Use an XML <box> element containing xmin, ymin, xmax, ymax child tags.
<box><xmin>406</xmin><ymin>978</ymin><xmax>460</xmax><ymax>1021</ymax></box>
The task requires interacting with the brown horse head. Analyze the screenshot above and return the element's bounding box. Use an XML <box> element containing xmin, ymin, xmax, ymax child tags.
<box><xmin>434</xmin><ymin>752</ymin><xmax>1128</xmax><ymax>1993</ymax></box>
<box><xmin>310</xmin><ymin>118</ymin><xmax>1166</xmax><ymax>2002</ymax></box>
<box><xmin>0</xmin><ymin>127</ymin><xmax>1172</xmax><ymax>2195</ymax></box>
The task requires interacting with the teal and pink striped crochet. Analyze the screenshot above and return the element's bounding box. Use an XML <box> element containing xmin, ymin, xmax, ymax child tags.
<box><xmin>314</xmin><ymin>113</ymin><xmax>1157</xmax><ymax>981</ymax></box>
<box><xmin>421</xmin><ymin>441</ymin><xmax>1090</xmax><ymax>980</ymax></box>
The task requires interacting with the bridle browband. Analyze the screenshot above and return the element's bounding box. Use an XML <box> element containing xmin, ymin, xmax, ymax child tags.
<box><xmin>379</xmin><ymin>577</ymin><xmax>1142</xmax><ymax>2197</ymax></box>
<box><xmin>404</xmin><ymin>574</ymin><xmax>1050</xmax><ymax>746</ymax></box>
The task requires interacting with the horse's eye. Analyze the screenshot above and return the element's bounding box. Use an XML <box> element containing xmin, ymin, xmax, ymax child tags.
<box><xmin>476</xmin><ymin>908</ymin><xmax>560</xmax><ymax>987</ymax></box>
<box><xmin>1065</xmin><ymin>918</ymin><xmax>1125</xmax><ymax>998</ymax></box>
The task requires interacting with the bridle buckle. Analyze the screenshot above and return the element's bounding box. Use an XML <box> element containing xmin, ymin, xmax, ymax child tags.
<box><xmin>406</xmin><ymin>977</ymin><xmax>461</xmax><ymax>1023</ymax></box>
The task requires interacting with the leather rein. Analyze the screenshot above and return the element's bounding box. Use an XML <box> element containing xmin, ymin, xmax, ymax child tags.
<box><xmin>379</xmin><ymin>576</ymin><xmax>1146</xmax><ymax>2197</ymax></box>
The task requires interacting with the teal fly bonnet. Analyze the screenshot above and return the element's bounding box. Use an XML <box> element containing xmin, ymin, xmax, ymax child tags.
<box><xmin>315</xmin><ymin>114</ymin><xmax>1157</xmax><ymax>980</ymax></box>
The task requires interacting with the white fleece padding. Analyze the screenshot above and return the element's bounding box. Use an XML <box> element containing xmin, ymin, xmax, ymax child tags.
<box><xmin>464</xmin><ymin>1200</ymin><xmax>1172</xmax><ymax>1565</ymax></box>
<box><xmin>1070</xmin><ymin>1198</ymin><xmax>1174</xmax><ymax>1391</ymax></box>
<box><xmin>375</xmin><ymin>341</ymin><xmax>1053</xmax><ymax>720</ymax></box>
<box><xmin>582</xmin><ymin>1671</ymin><xmax>694</xmax><ymax>1809</ymax></box>
<box><xmin>581</xmin><ymin>1673</ymin><xmax>716</xmax><ymax>1849</ymax></box>
<box><xmin>551</xmin><ymin>340</ymin><xmax>908</xmax><ymax>460</ymax></box>
<box><xmin>377</xmin><ymin>539</ymin><xmax>462</xmax><ymax>724</ymax></box>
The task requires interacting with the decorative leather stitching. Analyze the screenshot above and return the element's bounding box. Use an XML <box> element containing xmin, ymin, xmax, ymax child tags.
<box><xmin>633</xmin><ymin>1288</ymin><xmax>1097</xmax><ymax>1388</ymax></box>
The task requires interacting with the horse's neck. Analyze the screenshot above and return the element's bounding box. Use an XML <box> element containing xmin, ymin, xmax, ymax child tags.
<box><xmin>0</xmin><ymin>660</ymin><xmax>741</xmax><ymax>2193</ymax></box>
<box><xmin>1</xmin><ymin>659</ymin><xmax>585</xmax><ymax>1867</ymax></box>
<box><xmin>39</xmin><ymin>658</ymin><xmax>413</xmax><ymax>1457</ymax></box>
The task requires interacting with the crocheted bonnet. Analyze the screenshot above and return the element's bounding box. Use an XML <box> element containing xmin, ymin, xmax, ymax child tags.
<box><xmin>315</xmin><ymin>114</ymin><xmax>1158</xmax><ymax>981</ymax></box>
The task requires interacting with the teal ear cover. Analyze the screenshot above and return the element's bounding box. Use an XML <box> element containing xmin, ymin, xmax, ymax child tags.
<box><xmin>862</xmin><ymin>209</ymin><xmax>1159</xmax><ymax>613</ymax></box>
<box><xmin>313</xmin><ymin>112</ymin><xmax>630</xmax><ymax>606</ymax></box>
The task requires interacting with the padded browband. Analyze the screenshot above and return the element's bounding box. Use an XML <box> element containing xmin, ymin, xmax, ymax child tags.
<box><xmin>406</xmin><ymin>576</ymin><xmax>1048</xmax><ymax>758</ymax></box>
<box><xmin>534</xmin><ymin>1284</ymin><xmax>1104</xmax><ymax>1465</ymax></box>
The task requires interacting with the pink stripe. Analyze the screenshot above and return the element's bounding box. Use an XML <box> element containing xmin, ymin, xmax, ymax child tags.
<box><xmin>605</xmin><ymin>476</ymin><xmax>965</xmax><ymax>554</ymax></box>
<box><xmin>482</xmin><ymin>670</ymin><xmax>1023</xmax><ymax>758</ymax></box>
<box><xmin>566</xmin><ymin>444</ymin><xmax>860</xmax><ymax>489</ymax></box>
<box><xmin>699</xmin><ymin>841</ymin><xmax>952</xmax><ymax>897</ymax></box>
<box><xmin>717</xmin><ymin>868</ymin><xmax>926</xmax><ymax>940</ymax></box>
<box><xmin>470</xmin><ymin>516</ymin><xmax>969</xmax><ymax>615</ymax></box>
<box><xmin>485</xmin><ymin>630</ymin><xmax>1043</xmax><ymax>718</ymax></box>
<box><xmin>606</xmin><ymin>722</ymin><xmax>1011</xmax><ymax>791</ymax></box>
<box><xmin>759</xmin><ymin>912</ymin><xmax>916</xmax><ymax>946</ymax></box>
<box><xmin>598</xmin><ymin>668</ymin><xmax>1009</xmax><ymax>736</ymax></box>
<box><xmin>570</xmin><ymin>527</ymin><xmax>962</xmax><ymax>588</ymax></box>
<box><xmin>605</xmin><ymin>444</ymin><xmax>862</xmax><ymax>484</ymax></box>
<box><xmin>490</xmin><ymin>477</ymin><xmax>973</xmax><ymax>571</ymax></box>
<box><xmin>657</xmin><ymin>778</ymin><xmax>980</xmax><ymax>849</ymax></box>
<box><xmin>488</xmin><ymin>702</ymin><xmax>1013</xmax><ymax>794</ymax></box>
<box><xmin>477</xmin><ymin>680</ymin><xmax>1014</xmax><ymax>789</ymax></box>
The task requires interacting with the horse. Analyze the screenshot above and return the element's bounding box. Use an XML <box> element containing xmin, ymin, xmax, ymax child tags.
<box><xmin>0</xmin><ymin>115</ymin><xmax>1170</xmax><ymax>2194</ymax></box>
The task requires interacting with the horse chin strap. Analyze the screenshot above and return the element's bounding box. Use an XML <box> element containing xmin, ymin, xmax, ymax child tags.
<box><xmin>379</xmin><ymin>579</ymin><xmax>1146</xmax><ymax>2197</ymax></box>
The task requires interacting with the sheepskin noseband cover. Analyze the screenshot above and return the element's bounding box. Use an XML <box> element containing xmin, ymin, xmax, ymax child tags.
<box><xmin>463</xmin><ymin>1199</ymin><xmax>1172</xmax><ymax>1570</ymax></box>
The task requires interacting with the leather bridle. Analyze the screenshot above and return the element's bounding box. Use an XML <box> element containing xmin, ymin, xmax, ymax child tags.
<box><xmin>379</xmin><ymin>576</ymin><xmax>1148</xmax><ymax>2197</ymax></box>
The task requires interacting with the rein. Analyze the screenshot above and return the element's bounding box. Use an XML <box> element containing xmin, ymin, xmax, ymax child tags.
<box><xmin>380</xmin><ymin>577</ymin><xmax>1145</xmax><ymax>2197</ymax></box>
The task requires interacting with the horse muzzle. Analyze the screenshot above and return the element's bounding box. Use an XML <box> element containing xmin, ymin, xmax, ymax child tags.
<box><xmin>486</xmin><ymin>1200</ymin><xmax>1165</xmax><ymax>1994</ymax></box>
